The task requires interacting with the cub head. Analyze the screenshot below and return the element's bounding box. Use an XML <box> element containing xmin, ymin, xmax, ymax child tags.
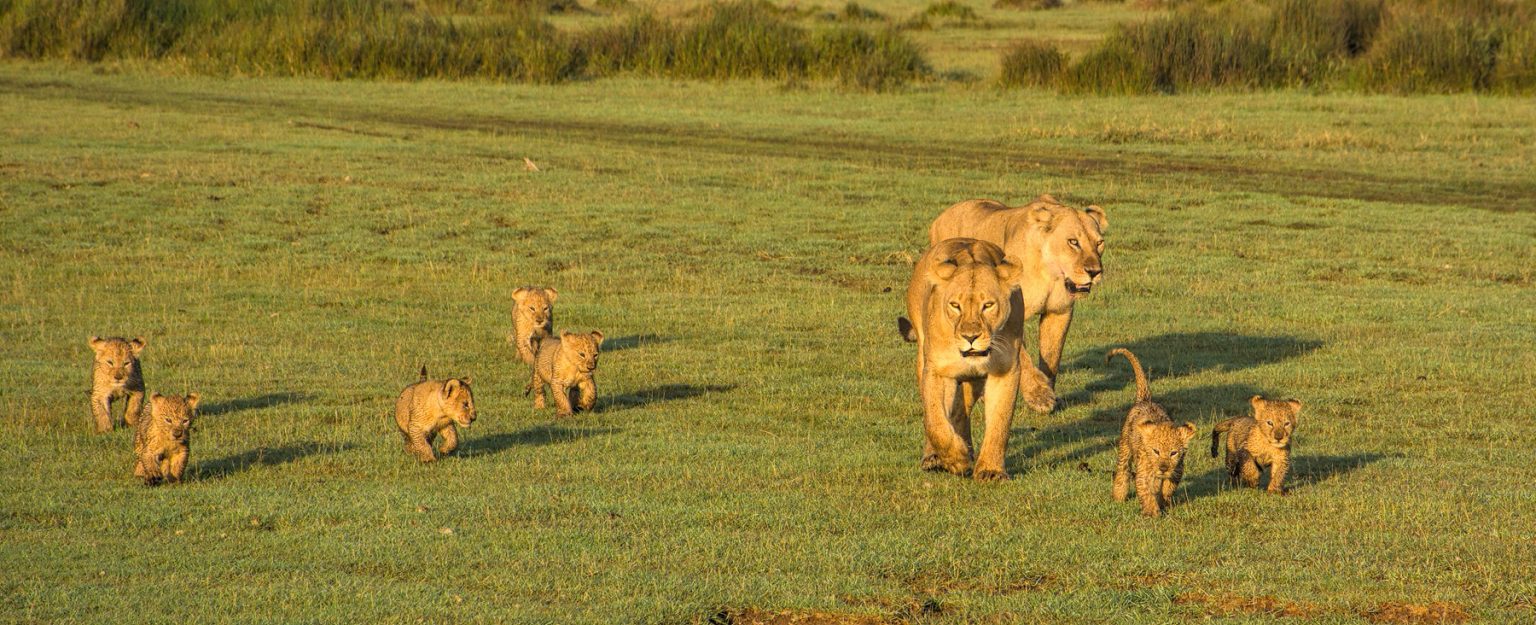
<box><xmin>440</xmin><ymin>378</ymin><xmax>476</xmax><ymax>427</ymax></box>
<box><xmin>512</xmin><ymin>287</ymin><xmax>557</xmax><ymax>330</ymax></box>
<box><xmin>926</xmin><ymin>239</ymin><xmax>1019</xmax><ymax>360</ymax></box>
<box><xmin>1136</xmin><ymin>419</ymin><xmax>1197</xmax><ymax>479</ymax></box>
<box><xmin>89</xmin><ymin>336</ymin><xmax>145</xmax><ymax>383</ymax></box>
<box><xmin>1027</xmin><ymin>196</ymin><xmax>1107</xmax><ymax>297</ymax></box>
<box><xmin>559</xmin><ymin>330</ymin><xmax>604</xmax><ymax>374</ymax></box>
<box><xmin>1251</xmin><ymin>395</ymin><xmax>1301</xmax><ymax>448</ymax></box>
<box><xmin>149</xmin><ymin>392</ymin><xmax>199</xmax><ymax>438</ymax></box>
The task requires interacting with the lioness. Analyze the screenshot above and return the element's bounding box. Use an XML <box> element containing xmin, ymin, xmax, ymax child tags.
<box><xmin>927</xmin><ymin>195</ymin><xmax>1107</xmax><ymax>412</ymax></box>
<box><xmin>1212</xmin><ymin>395</ymin><xmax>1302</xmax><ymax>494</ymax></box>
<box><xmin>899</xmin><ymin>238</ymin><xmax>1023</xmax><ymax>480</ymax></box>
<box><xmin>88</xmin><ymin>336</ymin><xmax>146</xmax><ymax>433</ymax></box>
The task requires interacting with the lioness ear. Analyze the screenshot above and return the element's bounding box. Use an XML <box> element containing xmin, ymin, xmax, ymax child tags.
<box><xmin>1036</xmin><ymin>193</ymin><xmax>1058</xmax><ymax>204</ymax></box>
<box><xmin>590</xmin><ymin>330</ymin><xmax>604</xmax><ymax>346</ymax></box>
<box><xmin>1085</xmin><ymin>205</ymin><xmax>1108</xmax><ymax>231</ymax></box>
<box><xmin>996</xmin><ymin>254</ymin><xmax>1022</xmax><ymax>282</ymax></box>
<box><xmin>931</xmin><ymin>258</ymin><xmax>959</xmax><ymax>281</ymax></box>
<box><xmin>896</xmin><ymin>316</ymin><xmax>917</xmax><ymax>342</ymax></box>
<box><xmin>1029</xmin><ymin>205</ymin><xmax>1055</xmax><ymax>230</ymax></box>
<box><xmin>544</xmin><ymin>287</ymin><xmax>558</xmax><ymax>302</ymax></box>
<box><xmin>1181</xmin><ymin>422</ymin><xmax>1198</xmax><ymax>442</ymax></box>
<box><xmin>185</xmin><ymin>393</ymin><xmax>200</xmax><ymax>412</ymax></box>
<box><xmin>130</xmin><ymin>337</ymin><xmax>146</xmax><ymax>355</ymax></box>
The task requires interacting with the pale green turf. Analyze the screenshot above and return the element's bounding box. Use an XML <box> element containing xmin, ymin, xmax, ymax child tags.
<box><xmin>1</xmin><ymin>64</ymin><xmax>1534</xmax><ymax>624</ymax></box>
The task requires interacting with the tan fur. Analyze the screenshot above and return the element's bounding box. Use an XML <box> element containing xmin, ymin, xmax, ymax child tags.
<box><xmin>926</xmin><ymin>195</ymin><xmax>1108</xmax><ymax>413</ymax></box>
<box><xmin>510</xmin><ymin>286</ymin><xmax>557</xmax><ymax>366</ymax></box>
<box><xmin>394</xmin><ymin>367</ymin><xmax>477</xmax><ymax>463</ymax></box>
<box><xmin>1212</xmin><ymin>395</ymin><xmax>1302</xmax><ymax>494</ymax></box>
<box><xmin>88</xmin><ymin>336</ymin><xmax>146</xmax><ymax>433</ymax></box>
<box><xmin>527</xmin><ymin>331</ymin><xmax>603</xmax><ymax>417</ymax></box>
<box><xmin>897</xmin><ymin>238</ymin><xmax>1024</xmax><ymax>480</ymax></box>
<box><xmin>133</xmin><ymin>392</ymin><xmax>199</xmax><ymax>485</ymax></box>
<box><xmin>1108</xmin><ymin>349</ymin><xmax>1196</xmax><ymax>517</ymax></box>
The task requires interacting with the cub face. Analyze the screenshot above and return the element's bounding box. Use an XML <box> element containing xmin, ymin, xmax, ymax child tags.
<box><xmin>149</xmin><ymin>392</ymin><xmax>199</xmax><ymax>438</ymax></box>
<box><xmin>440</xmin><ymin>379</ymin><xmax>476</xmax><ymax>427</ymax></box>
<box><xmin>1251</xmin><ymin>395</ymin><xmax>1301</xmax><ymax>447</ymax></box>
<box><xmin>560</xmin><ymin>331</ymin><xmax>604</xmax><ymax>373</ymax></box>
<box><xmin>512</xmin><ymin>287</ymin><xmax>557</xmax><ymax>330</ymax></box>
<box><xmin>1136</xmin><ymin>420</ymin><xmax>1197</xmax><ymax>479</ymax></box>
<box><xmin>1031</xmin><ymin>200</ymin><xmax>1108</xmax><ymax>296</ymax></box>
<box><xmin>90</xmin><ymin>336</ymin><xmax>145</xmax><ymax>383</ymax></box>
<box><xmin>928</xmin><ymin>240</ymin><xmax>1019</xmax><ymax>360</ymax></box>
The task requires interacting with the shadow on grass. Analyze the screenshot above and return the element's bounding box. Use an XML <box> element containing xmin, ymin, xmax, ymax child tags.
<box><xmin>194</xmin><ymin>441</ymin><xmax>356</xmax><ymax>480</ymax></box>
<box><xmin>1058</xmin><ymin>332</ymin><xmax>1323</xmax><ymax>407</ymax></box>
<box><xmin>199</xmin><ymin>392</ymin><xmax>310</xmax><ymax>417</ymax></box>
<box><xmin>602</xmin><ymin>334</ymin><xmax>669</xmax><ymax>352</ymax></box>
<box><xmin>1178</xmin><ymin>452</ymin><xmax>1390</xmax><ymax>504</ymax></box>
<box><xmin>458</xmin><ymin>423</ymin><xmax>619</xmax><ymax>457</ymax></box>
<box><xmin>594</xmin><ymin>384</ymin><xmax>736</xmax><ymax>413</ymax></box>
<box><xmin>1006</xmin><ymin>383</ymin><xmax>1268</xmax><ymax>475</ymax></box>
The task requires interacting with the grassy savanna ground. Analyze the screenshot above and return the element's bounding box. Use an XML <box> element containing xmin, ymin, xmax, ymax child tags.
<box><xmin>2</xmin><ymin>63</ymin><xmax>1536</xmax><ymax>624</ymax></box>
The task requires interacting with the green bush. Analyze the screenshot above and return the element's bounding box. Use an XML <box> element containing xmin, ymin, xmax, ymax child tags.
<box><xmin>998</xmin><ymin>39</ymin><xmax>1065</xmax><ymax>87</ymax></box>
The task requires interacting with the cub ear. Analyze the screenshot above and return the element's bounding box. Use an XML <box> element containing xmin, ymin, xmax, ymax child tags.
<box><xmin>1249</xmin><ymin>395</ymin><xmax>1265</xmax><ymax>409</ymax></box>
<box><xmin>511</xmin><ymin>287</ymin><xmax>528</xmax><ymax>302</ymax></box>
<box><xmin>1287</xmin><ymin>398</ymin><xmax>1303</xmax><ymax>413</ymax></box>
<box><xmin>544</xmin><ymin>287</ymin><xmax>559</xmax><ymax>302</ymax></box>
<box><xmin>560</xmin><ymin>330</ymin><xmax>576</xmax><ymax>340</ymax></box>
<box><xmin>1084</xmin><ymin>205</ymin><xmax>1108</xmax><ymax>231</ymax></box>
<box><xmin>996</xmin><ymin>254</ymin><xmax>1022</xmax><ymax>283</ymax></box>
<box><xmin>89</xmin><ymin>336</ymin><xmax>105</xmax><ymax>351</ymax></box>
<box><xmin>1180</xmin><ymin>422</ymin><xmax>1198</xmax><ymax>442</ymax></box>
<box><xmin>590</xmin><ymin>330</ymin><xmax>604</xmax><ymax>346</ymax></box>
<box><xmin>130</xmin><ymin>337</ymin><xmax>146</xmax><ymax>355</ymax></box>
<box><xmin>442</xmin><ymin>379</ymin><xmax>460</xmax><ymax>398</ymax></box>
<box><xmin>461</xmin><ymin>377</ymin><xmax>472</xmax><ymax>387</ymax></box>
<box><xmin>185</xmin><ymin>393</ymin><xmax>200</xmax><ymax>412</ymax></box>
<box><xmin>151</xmin><ymin>393</ymin><xmax>164</xmax><ymax>401</ymax></box>
<box><xmin>930</xmin><ymin>258</ymin><xmax>959</xmax><ymax>282</ymax></box>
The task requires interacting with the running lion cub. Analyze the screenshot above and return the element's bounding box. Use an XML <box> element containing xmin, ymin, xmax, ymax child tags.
<box><xmin>89</xmin><ymin>336</ymin><xmax>147</xmax><ymax>433</ymax></box>
<box><xmin>1108</xmin><ymin>348</ymin><xmax>1196</xmax><ymax>517</ymax></box>
<box><xmin>510</xmin><ymin>286</ymin><xmax>557</xmax><ymax>367</ymax></box>
<box><xmin>1211</xmin><ymin>395</ymin><xmax>1302</xmax><ymax>494</ymax></box>
<box><xmin>394</xmin><ymin>366</ymin><xmax>477</xmax><ymax>463</ymax></box>
<box><xmin>134</xmin><ymin>392</ymin><xmax>199</xmax><ymax>485</ymax></box>
<box><xmin>527</xmin><ymin>330</ymin><xmax>603</xmax><ymax>417</ymax></box>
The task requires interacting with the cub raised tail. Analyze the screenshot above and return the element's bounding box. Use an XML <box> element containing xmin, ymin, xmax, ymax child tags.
<box><xmin>1210</xmin><ymin>417</ymin><xmax>1239</xmax><ymax>458</ymax></box>
<box><xmin>1106</xmin><ymin>347</ymin><xmax>1151</xmax><ymax>403</ymax></box>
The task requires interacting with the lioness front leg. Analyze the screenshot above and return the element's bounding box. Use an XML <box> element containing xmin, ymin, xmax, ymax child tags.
<box><xmin>1037</xmin><ymin>310</ymin><xmax>1074</xmax><ymax>388</ymax></box>
<box><xmin>973</xmin><ymin>372</ymin><xmax>1018</xmax><ymax>481</ymax></box>
<box><xmin>921</xmin><ymin>372</ymin><xmax>971</xmax><ymax>476</ymax></box>
<box><xmin>1016</xmin><ymin>340</ymin><xmax>1056</xmax><ymax>414</ymax></box>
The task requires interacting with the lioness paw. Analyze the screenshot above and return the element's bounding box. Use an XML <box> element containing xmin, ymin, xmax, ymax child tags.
<box><xmin>974</xmin><ymin>468</ymin><xmax>1010</xmax><ymax>482</ymax></box>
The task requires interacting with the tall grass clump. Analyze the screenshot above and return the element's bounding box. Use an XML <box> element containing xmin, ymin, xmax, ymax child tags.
<box><xmin>1353</xmin><ymin>0</ymin><xmax>1536</xmax><ymax>93</ymax></box>
<box><xmin>998</xmin><ymin>39</ymin><xmax>1065</xmax><ymax>88</ymax></box>
<box><xmin>667</xmin><ymin>0</ymin><xmax>810</xmax><ymax>80</ymax></box>
<box><xmin>812</xmin><ymin>26</ymin><xmax>928</xmax><ymax>90</ymax></box>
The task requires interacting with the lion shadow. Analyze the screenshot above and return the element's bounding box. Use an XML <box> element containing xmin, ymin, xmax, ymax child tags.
<box><xmin>1177</xmin><ymin>452</ymin><xmax>1391</xmax><ymax>504</ymax></box>
<box><xmin>199</xmin><ymin>392</ymin><xmax>310</xmax><ymax>417</ymax></box>
<box><xmin>1055</xmin><ymin>332</ymin><xmax>1323</xmax><ymax>408</ymax></box>
<box><xmin>593</xmin><ymin>384</ymin><xmax>735</xmax><ymax>414</ymax></box>
<box><xmin>457</xmin><ymin>423</ymin><xmax>620</xmax><ymax>457</ymax></box>
<box><xmin>194</xmin><ymin>441</ymin><xmax>357</xmax><ymax>480</ymax></box>
<box><xmin>601</xmin><ymin>334</ymin><xmax>669</xmax><ymax>352</ymax></box>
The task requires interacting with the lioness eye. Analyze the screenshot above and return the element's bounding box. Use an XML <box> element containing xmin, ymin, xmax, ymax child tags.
<box><xmin>948</xmin><ymin>302</ymin><xmax>960</xmax><ymax>309</ymax></box>
<box><xmin>1068</xmin><ymin>239</ymin><xmax>1080</xmax><ymax>248</ymax></box>
<box><xmin>982</xmin><ymin>301</ymin><xmax>995</xmax><ymax>309</ymax></box>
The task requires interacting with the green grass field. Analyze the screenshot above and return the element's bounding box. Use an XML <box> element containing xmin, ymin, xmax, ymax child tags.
<box><xmin>2</xmin><ymin>60</ymin><xmax>1535</xmax><ymax>624</ymax></box>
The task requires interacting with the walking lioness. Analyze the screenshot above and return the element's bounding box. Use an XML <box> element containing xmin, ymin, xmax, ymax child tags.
<box><xmin>927</xmin><ymin>195</ymin><xmax>1107</xmax><ymax>413</ymax></box>
<box><xmin>898</xmin><ymin>238</ymin><xmax>1024</xmax><ymax>480</ymax></box>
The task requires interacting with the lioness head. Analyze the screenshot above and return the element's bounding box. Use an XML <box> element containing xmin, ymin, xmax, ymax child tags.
<box><xmin>512</xmin><ymin>286</ymin><xmax>557</xmax><ymax>329</ymax></box>
<box><xmin>559</xmin><ymin>330</ymin><xmax>604</xmax><ymax>374</ymax></box>
<box><xmin>441</xmin><ymin>378</ymin><xmax>476</xmax><ymax>427</ymax></box>
<box><xmin>1251</xmin><ymin>395</ymin><xmax>1301</xmax><ymax>448</ymax></box>
<box><xmin>1136</xmin><ymin>419</ymin><xmax>1197</xmax><ymax>479</ymax></box>
<box><xmin>1027</xmin><ymin>196</ymin><xmax>1107</xmax><ymax>296</ymax></box>
<box><xmin>89</xmin><ymin>336</ymin><xmax>145</xmax><ymax>383</ymax></box>
<box><xmin>927</xmin><ymin>239</ymin><xmax>1020</xmax><ymax>360</ymax></box>
<box><xmin>149</xmin><ymin>392</ymin><xmax>199</xmax><ymax>439</ymax></box>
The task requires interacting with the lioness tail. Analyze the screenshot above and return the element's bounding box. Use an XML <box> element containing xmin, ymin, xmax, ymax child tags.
<box><xmin>1106</xmin><ymin>348</ymin><xmax>1151</xmax><ymax>403</ymax></box>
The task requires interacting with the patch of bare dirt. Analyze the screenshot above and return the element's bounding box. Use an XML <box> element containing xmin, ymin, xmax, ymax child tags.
<box><xmin>1361</xmin><ymin>601</ymin><xmax>1470</xmax><ymax>624</ymax></box>
<box><xmin>1174</xmin><ymin>592</ymin><xmax>1322</xmax><ymax>618</ymax></box>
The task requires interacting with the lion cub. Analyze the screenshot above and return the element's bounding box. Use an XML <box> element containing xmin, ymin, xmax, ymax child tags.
<box><xmin>394</xmin><ymin>367</ymin><xmax>477</xmax><ymax>463</ymax></box>
<box><xmin>1212</xmin><ymin>395</ymin><xmax>1302</xmax><ymax>494</ymax></box>
<box><xmin>527</xmin><ymin>330</ymin><xmax>603</xmax><ymax>417</ymax></box>
<box><xmin>1108</xmin><ymin>348</ymin><xmax>1196</xmax><ymax>517</ymax></box>
<box><xmin>510</xmin><ymin>286</ymin><xmax>558</xmax><ymax>367</ymax></box>
<box><xmin>88</xmin><ymin>336</ymin><xmax>146</xmax><ymax>433</ymax></box>
<box><xmin>134</xmin><ymin>392</ymin><xmax>199</xmax><ymax>485</ymax></box>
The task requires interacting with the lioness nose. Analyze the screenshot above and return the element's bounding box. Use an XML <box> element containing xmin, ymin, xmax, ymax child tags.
<box><xmin>961</xmin><ymin>333</ymin><xmax>980</xmax><ymax>344</ymax></box>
